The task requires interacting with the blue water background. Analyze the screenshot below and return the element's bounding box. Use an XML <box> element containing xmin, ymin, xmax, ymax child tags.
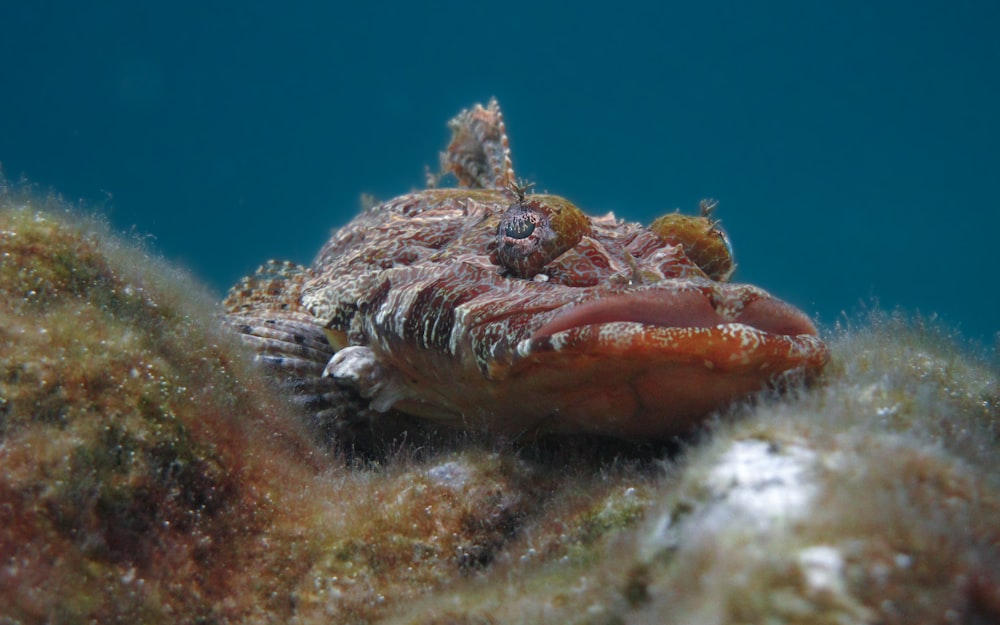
<box><xmin>1</xmin><ymin>2</ymin><xmax>997</xmax><ymax>344</ymax></box>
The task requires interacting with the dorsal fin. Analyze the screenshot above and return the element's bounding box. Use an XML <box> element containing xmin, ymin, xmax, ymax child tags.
<box><xmin>437</xmin><ymin>98</ymin><xmax>517</xmax><ymax>191</ymax></box>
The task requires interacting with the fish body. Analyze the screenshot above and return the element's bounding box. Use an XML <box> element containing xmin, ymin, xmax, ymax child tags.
<box><xmin>225</xmin><ymin>100</ymin><xmax>828</xmax><ymax>440</ymax></box>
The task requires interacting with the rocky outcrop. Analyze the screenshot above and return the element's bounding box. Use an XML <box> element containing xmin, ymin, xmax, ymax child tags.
<box><xmin>1</xmin><ymin>187</ymin><xmax>997</xmax><ymax>624</ymax></box>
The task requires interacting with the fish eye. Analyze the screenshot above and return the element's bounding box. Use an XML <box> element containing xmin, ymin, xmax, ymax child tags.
<box><xmin>493</xmin><ymin>196</ymin><xmax>590</xmax><ymax>278</ymax></box>
<box><xmin>650</xmin><ymin>208</ymin><xmax>735</xmax><ymax>281</ymax></box>
<box><xmin>503</xmin><ymin>214</ymin><xmax>536</xmax><ymax>239</ymax></box>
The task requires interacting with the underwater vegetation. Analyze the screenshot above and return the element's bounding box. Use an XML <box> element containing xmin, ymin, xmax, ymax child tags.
<box><xmin>1</xmin><ymin>185</ymin><xmax>998</xmax><ymax>624</ymax></box>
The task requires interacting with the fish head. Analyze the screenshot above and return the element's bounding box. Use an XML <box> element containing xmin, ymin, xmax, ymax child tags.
<box><xmin>356</xmin><ymin>191</ymin><xmax>828</xmax><ymax>440</ymax></box>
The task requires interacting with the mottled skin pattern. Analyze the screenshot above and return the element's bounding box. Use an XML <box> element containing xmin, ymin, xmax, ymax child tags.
<box><xmin>225</xmin><ymin>100</ymin><xmax>828</xmax><ymax>441</ymax></box>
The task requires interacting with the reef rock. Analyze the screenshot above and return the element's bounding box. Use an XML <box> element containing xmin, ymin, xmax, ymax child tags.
<box><xmin>1</xmin><ymin>186</ymin><xmax>998</xmax><ymax>624</ymax></box>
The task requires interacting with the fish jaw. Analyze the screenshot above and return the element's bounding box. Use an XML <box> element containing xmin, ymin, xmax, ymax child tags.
<box><xmin>501</xmin><ymin>322</ymin><xmax>828</xmax><ymax>439</ymax></box>
<box><xmin>488</xmin><ymin>283</ymin><xmax>827</xmax><ymax>439</ymax></box>
<box><xmin>354</xmin><ymin>263</ymin><xmax>828</xmax><ymax>439</ymax></box>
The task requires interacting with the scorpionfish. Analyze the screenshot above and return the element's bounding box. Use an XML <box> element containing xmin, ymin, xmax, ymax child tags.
<box><xmin>225</xmin><ymin>100</ymin><xmax>828</xmax><ymax>441</ymax></box>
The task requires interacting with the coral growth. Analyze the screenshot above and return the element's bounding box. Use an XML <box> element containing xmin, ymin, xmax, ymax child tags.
<box><xmin>1</xmin><ymin>185</ymin><xmax>998</xmax><ymax>624</ymax></box>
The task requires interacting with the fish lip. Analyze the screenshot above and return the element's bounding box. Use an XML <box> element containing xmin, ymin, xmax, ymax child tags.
<box><xmin>529</xmin><ymin>287</ymin><xmax>818</xmax><ymax>341</ymax></box>
<box><xmin>519</xmin><ymin>321</ymin><xmax>827</xmax><ymax>356</ymax></box>
<box><xmin>512</xmin><ymin>322</ymin><xmax>830</xmax><ymax>380</ymax></box>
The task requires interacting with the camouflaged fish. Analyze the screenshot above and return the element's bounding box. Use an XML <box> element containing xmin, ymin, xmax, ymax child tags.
<box><xmin>224</xmin><ymin>100</ymin><xmax>828</xmax><ymax>441</ymax></box>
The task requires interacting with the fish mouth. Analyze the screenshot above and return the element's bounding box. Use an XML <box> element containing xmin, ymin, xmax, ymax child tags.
<box><xmin>493</xmin><ymin>285</ymin><xmax>828</xmax><ymax>440</ymax></box>
<box><xmin>509</xmin><ymin>285</ymin><xmax>828</xmax><ymax>381</ymax></box>
<box><xmin>531</xmin><ymin>288</ymin><xmax>818</xmax><ymax>341</ymax></box>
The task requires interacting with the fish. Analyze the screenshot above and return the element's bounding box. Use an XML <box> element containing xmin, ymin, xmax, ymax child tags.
<box><xmin>224</xmin><ymin>99</ymin><xmax>828</xmax><ymax>441</ymax></box>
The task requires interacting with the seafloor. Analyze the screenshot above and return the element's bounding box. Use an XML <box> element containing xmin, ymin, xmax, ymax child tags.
<box><xmin>1</xmin><ymin>187</ymin><xmax>998</xmax><ymax>624</ymax></box>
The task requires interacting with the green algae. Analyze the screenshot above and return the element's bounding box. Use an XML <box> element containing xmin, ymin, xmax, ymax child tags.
<box><xmin>0</xmin><ymin>191</ymin><xmax>328</xmax><ymax>623</ymax></box>
<box><xmin>1</xmin><ymin>183</ymin><xmax>998</xmax><ymax>624</ymax></box>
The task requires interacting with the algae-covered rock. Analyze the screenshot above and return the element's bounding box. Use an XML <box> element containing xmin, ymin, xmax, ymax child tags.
<box><xmin>1</xmin><ymin>183</ymin><xmax>998</xmax><ymax>624</ymax></box>
<box><xmin>0</xmin><ymin>189</ymin><xmax>331</xmax><ymax>623</ymax></box>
